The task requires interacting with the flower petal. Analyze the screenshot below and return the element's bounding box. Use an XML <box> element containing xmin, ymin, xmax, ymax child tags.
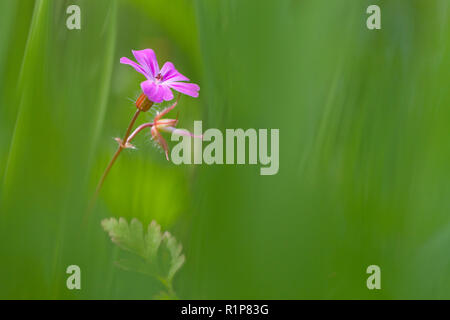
<box><xmin>161</xmin><ymin>85</ymin><xmax>174</xmax><ymax>101</ymax></box>
<box><xmin>132</xmin><ymin>49</ymin><xmax>159</xmax><ymax>79</ymax></box>
<box><xmin>160</xmin><ymin>62</ymin><xmax>190</xmax><ymax>82</ymax></box>
<box><xmin>168</xmin><ymin>82</ymin><xmax>200</xmax><ymax>98</ymax></box>
<box><xmin>141</xmin><ymin>80</ymin><xmax>164</xmax><ymax>103</ymax></box>
<box><xmin>120</xmin><ymin>57</ymin><xmax>146</xmax><ymax>76</ymax></box>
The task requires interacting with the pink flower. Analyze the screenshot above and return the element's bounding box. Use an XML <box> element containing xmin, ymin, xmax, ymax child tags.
<box><xmin>120</xmin><ymin>49</ymin><xmax>200</xmax><ymax>103</ymax></box>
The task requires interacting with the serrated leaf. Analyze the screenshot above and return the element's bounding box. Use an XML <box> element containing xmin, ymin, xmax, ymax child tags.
<box><xmin>101</xmin><ymin>217</ymin><xmax>185</xmax><ymax>288</ymax></box>
<box><xmin>101</xmin><ymin>217</ymin><xmax>145</xmax><ymax>256</ymax></box>
<box><xmin>163</xmin><ymin>232</ymin><xmax>186</xmax><ymax>281</ymax></box>
<box><xmin>144</xmin><ymin>220</ymin><xmax>163</xmax><ymax>262</ymax></box>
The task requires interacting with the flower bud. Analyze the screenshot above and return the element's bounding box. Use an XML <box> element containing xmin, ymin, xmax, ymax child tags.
<box><xmin>135</xmin><ymin>93</ymin><xmax>153</xmax><ymax>112</ymax></box>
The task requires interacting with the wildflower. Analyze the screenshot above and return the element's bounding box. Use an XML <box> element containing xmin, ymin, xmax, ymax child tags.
<box><xmin>91</xmin><ymin>49</ymin><xmax>201</xmax><ymax>208</ymax></box>
<box><xmin>120</xmin><ymin>49</ymin><xmax>200</xmax><ymax>103</ymax></box>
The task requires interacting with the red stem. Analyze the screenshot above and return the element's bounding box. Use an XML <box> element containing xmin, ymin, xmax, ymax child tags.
<box><xmin>89</xmin><ymin>109</ymin><xmax>141</xmax><ymax>209</ymax></box>
<box><xmin>126</xmin><ymin>122</ymin><xmax>154</xmax><ymax>143</ymax></box>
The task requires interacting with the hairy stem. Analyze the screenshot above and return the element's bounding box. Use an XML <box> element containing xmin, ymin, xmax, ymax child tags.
<box><xmin>89</xmin><ymin>109</ymin><xmax>141</xmax><ymax>209</ymax></box>
<box><xmin>126</xmin><ymin>122</ymin><xmax>154</xmax><ymax>143</ymax></box>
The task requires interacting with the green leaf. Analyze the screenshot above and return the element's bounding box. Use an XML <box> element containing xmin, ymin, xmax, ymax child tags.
<box><xmin>145</xmin><ymin>220</ymin><xmax>163</xmax><ymax>262</ymax></box>
<box><xmin>101</xmin><ymin>217</ymin><xmax>145</xmax><ymax>256</ymax></box>
<box><xmin>101</xmin><ymin>217</ymin><xmax>185</xmax><ymax>291</ymax></box>
<box><xmin>163</xmin><ymin>231</ymin><xmax>186</xmax><ymax>282</ymax></box>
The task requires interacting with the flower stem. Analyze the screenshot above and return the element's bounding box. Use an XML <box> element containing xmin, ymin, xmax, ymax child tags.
<box><xmin>126</xmin><ymin>122</ymin><xmax>154</xmax><ymax>143</ymax></box>
<box><xmin>89</xmin><ymin>109</ymin><xmax>141</xmax><ymax>209</ymax></box>
<box><xmin>157</xmin><ymin>277</ymin><xmax>178</xmax><ymax>299</ymax></box>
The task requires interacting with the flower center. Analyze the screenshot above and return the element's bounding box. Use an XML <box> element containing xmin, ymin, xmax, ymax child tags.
<box><xmin>155</xmin><ymin>73</ymin><xmax>163</xmax><ymax>82</ymax></box>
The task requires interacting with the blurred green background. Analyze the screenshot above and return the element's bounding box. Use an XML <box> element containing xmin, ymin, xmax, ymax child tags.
<box><xmin>0</xmin><ymin>0</ymin><xmax>449</xmax><ymax>299</ymax></box>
